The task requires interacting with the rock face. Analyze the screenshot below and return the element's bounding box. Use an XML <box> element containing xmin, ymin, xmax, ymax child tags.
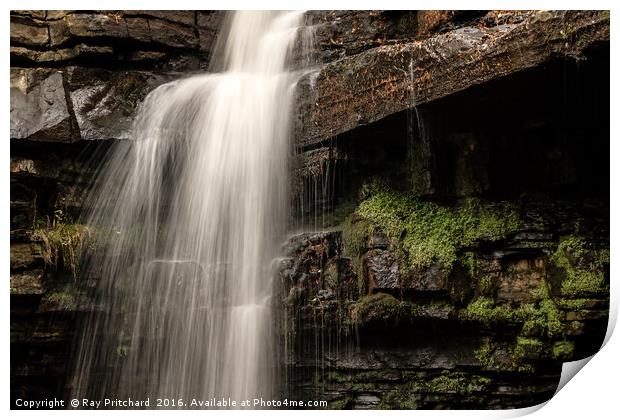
<box><xmin>65</xmin><ymin>67</ymin><xmax>174</xmax><ymax>140</ymax></box>
<box><xmin>10</xmin><ymin>10</ymin><xmax>222</xmax><ymax>143</ymax></box>
<box><xmin>10</xmin><ymin>9</ymin><xmax>610</xmax><ymax>410</ymax></box>
<box><xmin>278</xmin><ymin>212</ymin><xmax>609</xmax><ymax>409</ymax></box>
<box><xmin>10</xmin><ymin>69</ymin><xmax>74</xmax><ymax>141</ymax></box>
<box><xmin>295</xmin><ymin>10</ymin><xmax>610</xmax><ymax>147</ymax></box>
<box><xmin>11</xmin><ymin>11</ymin><xmax>220</xmax><ymax>65</ymax></box>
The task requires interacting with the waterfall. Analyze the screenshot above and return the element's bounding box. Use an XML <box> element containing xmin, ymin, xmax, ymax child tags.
<box><xmin>72</xmin><ymin>11</ymin><xmax>310</xmax><ymax>405</ymax></box>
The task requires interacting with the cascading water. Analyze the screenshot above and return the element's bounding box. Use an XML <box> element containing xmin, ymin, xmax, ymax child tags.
<box><xmin>72</xmin><ymin>11</ymin><xmax>310</xmax><ymax>405</ymax></box>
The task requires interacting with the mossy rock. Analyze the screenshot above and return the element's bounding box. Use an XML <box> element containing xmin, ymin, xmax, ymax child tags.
<box><xmin>550</xmin><ymin>235</ymin><xmax>609</xmax><ymax>298</ymax></box>
<box><xmin>552</xmin><ymin>340</ymin><xmax>575</xmax><ymax>360</ymax></box>
<box><xmin>355</xmin><ymin>190</ymin><xmax>520</xmax><ymax>275</ymax></box>
<box><xmin>463</xmin><ymin>283</ymin><xmax>563</xmax><ymax>338</ymax></box>
<box><xmin>352</xmin><ymin>293</ymin><xmax>409</xmax><ymax>326</ymax></box>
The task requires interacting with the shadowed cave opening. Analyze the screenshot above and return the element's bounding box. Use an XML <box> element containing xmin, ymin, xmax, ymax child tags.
<box><xmin>296</xmin><ymin>42</ymin><xmax>610</xmax><ymax>227</ymax></box>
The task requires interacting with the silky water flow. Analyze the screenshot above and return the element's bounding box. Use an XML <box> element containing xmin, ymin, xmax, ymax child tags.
<box><xmin>71</xmin><ymin>11</ymin><xmax>313</xmax><ymax>406</ymax></box>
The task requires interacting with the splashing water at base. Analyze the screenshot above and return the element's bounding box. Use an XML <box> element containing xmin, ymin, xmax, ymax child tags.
<box><xmin>72</xmin><ymin>11</ymin><xmax>310</xmax><ymax>404</ymax></box>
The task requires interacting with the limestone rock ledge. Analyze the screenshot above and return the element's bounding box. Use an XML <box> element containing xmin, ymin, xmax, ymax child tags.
<box><xmin>295</xmin><ymin>10</ymin><xmax>609</xmax><ymax>147</ymax></box>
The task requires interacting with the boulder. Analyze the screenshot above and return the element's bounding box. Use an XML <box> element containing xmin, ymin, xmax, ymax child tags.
<box><xmin>10</xmin><ymin>68</ymin><xmax>74</xmax><ymax>141</ymax></box>
<box><xmin>65</xmin><ymin>67</ymin><xmax>174</xmax><ymax>140</ymax></box>
<box><xmin>365</xmin><ymin>250</ymin><xmax>400</xmax><ymax>292</ymax></box>
<box><xmin>10</xmin><ymin>20</ymin><xmax>49</xmax><ymax>47</ymax></box>
<box><xmin>404</xmin><ymin>263</ymin><xmax>448</xmax><ymax>292</ymax></box>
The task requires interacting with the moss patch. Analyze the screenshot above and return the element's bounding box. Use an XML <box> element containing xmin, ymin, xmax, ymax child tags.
<box><xmin>40</xmin><ymin>290</ymin><xmax>78</xmax><ymax>311</ymax></box>
<box><xmin>552</xmin><ymin>340</ymin><xmax>575</xmax><ymax>359</ymax></box>
<box><xmin>31</xmin><ymin>210</ymin><xmax>91</xmax><ymax>278</ymax></box>
<box><xmin>464</xmin><ymin>283</ymin><xmax>563</xmax><ymax>338</ymax></box>
<box><xmin>352</xmin><ymin>293</ymin><xmax>409</xmax><ymax>325</ymax></box>
<box><xmin>356</xmin><ymin>191</ymin><xmax>520</xmax><ymax>274</ymax></box>
<box><xmin>550</xmin><ymin>235</ymin><xmax>609</xmax><ymax>297</ymax></box>
<box><xmin>475</xmin><ymin>338</ymin><xmax>534</xmax><ymax>373</ymax></box>
<box><xmin>378</xmin><ymin>386</ymin><xmax>418</xmax><ymax>409</ymax></box>
<box><xmin>329</xmin><ymin>397</ymin><xmax>352</xmax><ymax>410</ymax></box>
<box><xmin>340</xmin><ymin>215</ymin><xmax>372</xmax><ymax>294</ymax></box>
<box><xmin>426</xmin><ymin>371</ymin><xmax>491</xmax><ymax>393</ymax></box>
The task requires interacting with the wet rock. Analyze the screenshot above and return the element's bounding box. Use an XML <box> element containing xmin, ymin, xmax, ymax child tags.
<box><xmin>10</xmin><ymin>20</ymin><xmax>49</xmax><ymax>47</ymax></box>
<box><xmin>128</xmin><ymin>11</ymin><xmax>196</xmax><ymax>27</ymax></box>
<box><xmin>45</xmin><ymin>11</ymin><xmax>71</xmax><ymax>20</ymax></box>
<box><xmin>496</xmin><ymin>258</ymin><xmax>547</xmax><ymax>304</ymax></box>
<box><xmin>65</xmin><ymin>67</ymin><xmax>173</xmax><ymax>140</ymax></box>
<box><xmin>12</xmin><ymin>10</ymin><xmax>47</xmax><ymax>20</ymax></box>
<box><xmin>10</xmin><ymin>270</ymin><xmax>45</xmax><ymax>295</ymax></box>
<box><xmin>50</xmin><ymin>13</ymin><xmax>129</xmax><ymax>45</ymax></box>
<box><xmin>296</xmin><ymin>11</ymin><xmax>609</xmax><ymax>146</ymax></box>
<box><xmin>317</xmin><ymin>289</ymin><xmax>336</xmax><ymax>300</ymax></box>
<box><xmin>124</xmin><ymin>17</ymin><xmax>151</xmax><ymax>43</ymax></box>
<box><xmin>307</xmin><ymin>11</ymin><xmax>421</xmax><ymax>63</ymax></box>
<box><xmin>10</xmin><ymin>244</ymin><xmax>37</xmax><ymax>270</ymax></box>
<box><xmin>281</xmin><ymin>231</ymin><xmax>341</xmax><ymax>258</ymax></box>
<box><xmin>365</xmin><ymin>250</ymin><xmax>400</xmax><ymax>292</ymax></box>
<box><xmin>367</xmin><ymin>230</ymin><xmax>390</xmax><ymax>249</ymax></box>
<box><xmin>197</xmin><ymin>12</ymin><xmax>222</xmax><ymax>52</ymax></box>
<box><xmin>11</xmin><ymin>44</ymin><xmax>115</xmax><ymax>63</ymax></box>
<box><xmin>10</xmin><ymin>183</ymin><xmax>37</xmax><ymax>241</ymax></box>
<box><xmin>10</xmin><ymin>68</ymin><xmax>74</xmax><ymax>141</ymax></box>
<box><xmin>417</xmin><ymin>11</ymin><xmax>455</xmax><ymax>35</ymax></box>
<box><xmin>47</xmin><ymin>11</ymin><xmax>204</xmax><ymax>50</ymax></box>
<box><xmin>404</xmin><ymin>263</ymin><xmax>448</xmax><ymax>292</ymax></box>
<box><xmin>11</xmin><ymin>154</ymin><xmax>75</xmax><ymax>180</ymax></box>
<box><xmin>148</xmin><ymin>18</ymin><xmax>199</xmax><ymax>49</ymax></box>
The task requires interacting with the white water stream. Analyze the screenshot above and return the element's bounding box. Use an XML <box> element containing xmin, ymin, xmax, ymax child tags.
<box><xmin>72</xmin><ymin>11</ymin><xmax>309</xmax><ymax>404</ymax></box>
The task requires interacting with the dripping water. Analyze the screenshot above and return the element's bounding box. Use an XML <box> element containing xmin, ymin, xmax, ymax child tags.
<box><xmin>72</xmin><ymin>11</ymin><xmax>313</xmax><ymax>405</ymax></box>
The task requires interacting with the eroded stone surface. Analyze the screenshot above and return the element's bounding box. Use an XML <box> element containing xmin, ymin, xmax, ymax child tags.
<box><xmin>296</xmin><ymin>11</ymin><xmax>610</xmax><ymax>147</ymax></box>
<box><xmin>66</xmin><ymin>67</ymin><xmax>174</xmax><ymax>140</ymax></box>
<box><xmin>10</xmin><ymin>68</ymin><xmax>73</xmax><ymax>141</ymax></box>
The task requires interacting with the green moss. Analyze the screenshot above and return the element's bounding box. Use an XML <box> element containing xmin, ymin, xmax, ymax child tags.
<box><xmin>552</xmin><ymin>340</ymin><xmax>575</xmax><ymax>359</ymax></box>
<box><xmin>464</xmin><ymin>284</ymin><xmax>563</xmax><ymax>338</ymax></box>
<box><xmin>461</xmin><ymin>251</ymin><xmax>478</xmax><ymax>278</ymax></box>
<box><xmin>31</xmin><ymin>210</ymin><xmax>91</xmax><ymax>278</ymax></box>
<box><xmin>325</xmin><ymin>370</ymin><xmax>350</xmax><ymax>383</ymax></box>
<box><xmin>476</xmin><ymin>337</ymin><xmax>535</xmax><ymax>373</ymax></box>
<box><xmin>352</xmin><ymin>293</ymin><xmax>409</xmax><ymax>325</ymax></box>
<box><xmin>339</xmin><ymin>215</ymin><xmax>371</xmax><ymax>294</ymax></box>
<box><xmin>378</xmin><ymin>371</ymin><xmax>492</xmax><ymax>409</ymax></box>
<box><xmin>520</xmin><ymin>299</ymin><xmax>563</xmax><ymax>338</ymax></box>
<box><xmin>42</xmin><ymin>290</ymin><xmax>77</xmax><ymax>311</ymax></box>
<box><xmin>464</xmin><ymin>297</ymin><xmax>517</xmax><ymax>326</ymax></box>
<box><xmin>351</xmin><ymin>293</ymin><xmax>452</xmax><ymax>325</ymax></box>
<box><xmin>329</xmin><ymin>398</ymin><xmax>352</xmax><ymax>410</ymax></box>
<box><xmin>356</xmin><ymin>191</ymin><xmax>520</xmax><ymax>274</ymax></box>
<box><xmin>378</xmin><ymin>386</ymin><xmax>418</xmax><ymax>409</ymax></box>
<box><xmin>557</xmin><ymin>298</ymin><xmax>592</xmax><ymax>311</ymax></box>
<box><xmin>474</xmin><ymin>338</ymin><xmax>499</xmax><ymax>369</ymax></box>
<box><xmin>350</xmin><ymin>383</ymin><xmax>375</xmax><ymax>392</ymax></box>
<box><xmin>427</xmin><ymin>371</ymin><xmax>491</xmax><ymax>393</ymax></box>
<box><xmin>515</xmin><ymin>337</ymin><xmax>545</xmax><ymax>358</ymax></box>
<box><xmin>479</xmin><ymin>275</ymin><xmax>495</xmax><ymax>296</ymax></box>
<box><xmin>359</xmin><ymin>176</ymin><xmax>392</xmax><ymax>201</ymax></box>
<box><xmin>551</xmin><ymin>235</ymin><xmax>609</xmax><ymax>297</ymax></box>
